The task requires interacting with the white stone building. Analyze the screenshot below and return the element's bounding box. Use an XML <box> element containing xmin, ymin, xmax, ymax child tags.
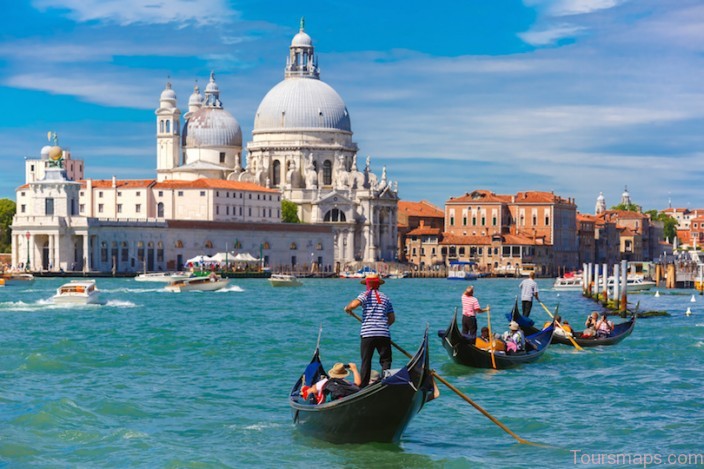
<box><xmin>11</xmin><ymin>20</ymin><xmax>397</xmax><ymax>273</ymax></box>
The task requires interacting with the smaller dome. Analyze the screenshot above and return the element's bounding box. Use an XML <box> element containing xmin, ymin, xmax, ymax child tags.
<box><xmin>184</xmin><ymin>107</ymin><xmax>242</xmax><ymax>148</ymax></box>
<box><xmin>291</xmin><ymin>30</ymin><xmax>312</xmax><ymax>47</ymax></box>
<box><xmin>597</xmin><ymin>192</ymin><xmax>605</xmax><ymax>200</ymax></box>
<box><xmin>49</xmin><ymin>146</ymin><xmax>63</xmax><ymax>161</ymax></box>
<box><xmin>189</xmin><ymin>85</ymin><xmax>203</xmax><ymax>106</ymax></box>
<box><xmin>160</xmin><ymin>82</ymin><xmax>176</xmax><ymax>102</ymax></box>
<box><xmin>40</xmin><ymin>145</ymin><xmax>51</xmax><ymax>159</ymax></box>
<box><xmin>205</xmin><ymin>73</ymin><xmax>219</xmax><ymax>95</ymax></box>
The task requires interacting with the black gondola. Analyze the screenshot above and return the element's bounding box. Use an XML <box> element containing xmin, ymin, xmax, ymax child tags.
<box><xmin>508</xmin><ymin>302</ymin><xmax>636</xmax><ymax>347</ymax></box>
<box><xmin>437</xmin><ymin>309</ymin><xmax>554</xmax><ymax>369</ymax></box>
<box><xmin>289</xmin><ymin>329</ymin><xmax>436</xmax><ymax>444</ymax></box>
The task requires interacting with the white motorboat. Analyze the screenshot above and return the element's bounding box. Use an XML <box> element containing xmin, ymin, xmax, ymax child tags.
<box><xmin>52</xmin><ymin>280</ymin><xmax>101</xmax><ymax>305</ymax></box>
<box><xmin>135</xmin><ymin>272</ymin><xmax>192</xmax><ymax>283</ymax></box>
<box><xmin>268</xmin><ymin>273</ymin><xmax>303</xmax><ymax>287</ymax></box>
<box><xmin>1</xmin><ymin>273</ymin><xmax>35</xmax><ymax>284</ymax></box>
<box><xmin>447</xmin><ymin>261</ymin><xmax>478</xmax><ymax>280</ymax></box>
<box><xmin>607</xmin><ymin>275</ymin><xmax>656</xmax><ymax>292</ymax></box>
<box><xmin>164</xmin><ymin>274</ymin><xmax>230</xmax><ymax>292</ymax></box>
<box><xmin>553</xmin><ymin>274</ymin><xmax>583</xmax><ymax>291</ymax></box>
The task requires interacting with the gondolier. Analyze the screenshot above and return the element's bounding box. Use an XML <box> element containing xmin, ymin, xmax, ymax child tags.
<box><xmin>518</xmin><ymin>272</ymin><xmax>539</xmax><ymax>317</ymax></box>
<box><xmin>344</xmin><ymin>273</ymin><xmax>395</xmax><ymax>387</ymax></box>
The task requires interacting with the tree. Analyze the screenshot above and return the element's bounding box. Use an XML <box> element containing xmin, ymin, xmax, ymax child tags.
<box><xmin>645</xmin><ymin>209</ymin><xmax>677</xmax><ymax>242</ymax></box>
<box><xmin>0</xmin><ymin>198</ymin><xmax>16</xmax><ymax>253</ymax></box>
<box><xmin>281</xmin><ymin>199</ymin><xmax>300</xmax><ymax>223</ymax></box>
<box><xmin>610</xmin><ymin>202</ymin><xmax>641</xmax><ymax>212</ymax></box>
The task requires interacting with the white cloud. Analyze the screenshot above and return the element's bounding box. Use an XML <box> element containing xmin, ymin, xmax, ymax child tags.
<box><xmin>32</xmin><ymin>0</ymin><xmax>236</xmax><ymax>26</ymax></box>
<box><xmin>524</xmin><ymin>0</ymin><xmax>626</xmax><ymax>17</ymax></box>
<box><xmin>518</xmin><ymin>23</ymin><xmax>585</xmax><ymax>46</ymax></box>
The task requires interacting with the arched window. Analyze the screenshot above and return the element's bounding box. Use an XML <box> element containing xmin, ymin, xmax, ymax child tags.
<box><xmin>165</xmin><ymin>120</ymin><xmax>171</xmax><ymax>133</ymax></box>
<box><xmin>204</xmin><ymin>240</ymin><xmax>213</xmax><ymax>249</ymax></box>
<box><xmin>157</xmin><ymin>202</ymin><xmax>164</xmax><ymax>218</ymax></box>
<box><xmin>159</xmin><ymin>120</ymin><xmax>164</xmax><ymax>133</ymax></box>
<box><xmin>324</xmin><ymin>208</ymin><xmax>346</xmax><ymax>222</ymax></box>
<box><xmin>175</xmin><ymin>240</ymin><xmax>184</xmax><ymax>248</ymax></box>
<box><xmin>322</xmin><ymin>160</ymin><xmax>332</xmax><ymax>185</ymax></box>
<box><xmin>290</xmin><ymin>242</ymin><xmax>297</xmax><ymax>250</ymax></box>
<box><xmin>273</xmin><ymin>160</ymin><xmax>281</xmax><ymax>186</ymax></box>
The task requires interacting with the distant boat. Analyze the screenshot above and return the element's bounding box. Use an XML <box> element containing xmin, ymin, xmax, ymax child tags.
<box><xmin>1</xmin><ymin>273</ymin><xmax>35</xmax><ymax>284</ymax></box>
<box><xmin>607</xmin><ymin>275</ymin><xmax>656</xmax><ymax>292</ymax></box>
<box><xmin>269</xmin><ymin>273</ymin><xmax>303</xmax><ymax>287</ymax></box>
<box><xmin>52</xmin><ymin>280</ymin><xmax>101</xmax><ymax>305</ymax></box>
<box><xmin>164</xmin><ymin>275</ymin><xmax>229</xmax><ymax>292</ymax></box>
<box><xmin>135</xmin><ymin>272</ymin><xmax>192</xmax><ymax>283</ymax></box>
<box><xmin>339</xmin><ymin>266</ymin><xmax>377</xmax><ymax>279</ymax></box>
<box><xmin>553</xmin><ymin>272</ymin><xmax>583</xmax><ymax>291</ymax></box>
<box><xmin>447</xmin><ymin>261</ymin><xmax>478</xmax><ymax>280</ymax></box>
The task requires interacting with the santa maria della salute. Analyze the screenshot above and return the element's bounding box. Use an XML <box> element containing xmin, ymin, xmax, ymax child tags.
<box><xmin>11</xmin><ymin>20</ymin><xmax>399</xmax><ymax>274</ymax></box>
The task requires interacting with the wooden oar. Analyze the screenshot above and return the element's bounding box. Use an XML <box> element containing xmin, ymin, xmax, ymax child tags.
<box><xmin>538</xmin><ymin>301</ymin><xmax>583</xmax><ymax>351</ymax></box>
<box><xmin>485</xmin><ymin>305</ymin><xmax>497</xmax><ymax>369</ymax></box>
<box><xmin>345</xmin><ymin>310</ymin><xmax>544</xmax><ymax>446</ymax></box>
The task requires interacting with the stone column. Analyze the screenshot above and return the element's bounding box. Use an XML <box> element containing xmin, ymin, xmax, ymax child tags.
<box><xmin>83</xmin><ymin>234</ymin><xmax>90</xmax><ymax>272</ymax></box>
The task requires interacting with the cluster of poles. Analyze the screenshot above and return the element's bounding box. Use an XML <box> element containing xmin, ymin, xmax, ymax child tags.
<box><xmin>582</xmin><ymin>259</ymin><xmax>630</xmax><ymax>311</ymax></box>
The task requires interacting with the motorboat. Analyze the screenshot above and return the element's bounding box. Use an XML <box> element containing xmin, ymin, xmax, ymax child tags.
<box><xmin>164</xmin><ymin>274</ymin><xmax>230</xmax><ymax>292</ymax></box>
<box><xmin>553</xmin><ymin>273</ymin><xmax>583</xmax><ymax>290</ymax></box>
<box><xmin>134</xmin><ymin>271</ymin><xmax>192</xmax><ymax>283</ymax></box>
<box><xmin>1</xmin><ymin>272</ymin><xmax>35</xmax><ymax>284</ymax></box>
<box><xmin>269</xmin><ymin>273</ymin><xmax>303</xmax><ymax>287</ymax></box>
<box><xmin>447</xmin><ymin>261</ymin><xmax>478</xmax><ymax>280</ymax></box>
<box><xmin>339</xmin><ymin>266</ymin><xmax>377</xmax><ymax>279</ymax></box>
<box><xmin>607</xmin><ymin>275</ymin><xmax>656</xmax><ymax>292</ymax></box>
<box><xmin>52</xmin><ymin>280</ymin><xmax>101</xmax><ymax>305</ymax></box>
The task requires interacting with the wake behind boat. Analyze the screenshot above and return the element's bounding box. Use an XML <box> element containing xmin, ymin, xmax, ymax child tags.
<box><xmin>268</xmin><ymin>273</ymin><xmax>302</xmax><ymax>287</ymax></box>
<box><xmin>289</xmin><ymin>329</ymin><xmax>435</xmax><ymax>444</ymax></box>
<box><xmin>52</xmin><ymin>280</ymin><xmax>101</xmax><ymax>305</ymax></box>
<box><xmin>164</xmin><ymin>274</ymin><xmax>229</xmax><ymax>292</ymax></box>
<box><xmin>438</xmin><ymin>309</ymin><xmax>554</xmax><ymax>369</ymax></box>
<box><xmin>134</xmin><ymin>272</ymin><xmax>192</xmax><ymax>283</ymax></box>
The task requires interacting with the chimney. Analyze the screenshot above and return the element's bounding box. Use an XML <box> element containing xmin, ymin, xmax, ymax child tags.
<box><xmin>112</xmin><ymin>176</ymin><xmax>117</xmax><ymax>188</ymax></box>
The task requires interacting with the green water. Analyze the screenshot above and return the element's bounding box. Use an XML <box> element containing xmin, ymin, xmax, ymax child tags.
<box><xmin>0</xmin><ymin>278</ymin><xmax>702</xmax><ymax>467</ymax></box>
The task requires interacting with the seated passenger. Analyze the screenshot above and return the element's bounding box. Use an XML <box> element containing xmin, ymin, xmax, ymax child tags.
<box><xmin>544</xmin><ymin>314</ymin><xmax>573</xmax><ymax>338</ymax></box>
<box><xmin>595</xmin><ymin>313</ymin><xmax>614</xmax><ymax>338</ymax></box>
<box><xmin>581</xmin><ymin>312</ymin><xmax>599</xmax><ymax>338</ymax></box>
<box><xmin>502</xmin><ymin>321</ymin><xmax>525</xmax><ymax>353</ymax></box>
<box><xmin>475</xmin><ymin>326</ymin><xmax>506</xmax><ymax>352</ymax></box>
<box><xmin>302</xmin><ymin>362</ymin><xmax>362</xmax><ymax>404</ymax></box>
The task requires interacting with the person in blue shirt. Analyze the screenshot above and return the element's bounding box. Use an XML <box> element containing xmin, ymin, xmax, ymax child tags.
<box><xmin>344</xmin><ymin>273</ymin><xmax>395</xmax><ymax>387</ymax></box>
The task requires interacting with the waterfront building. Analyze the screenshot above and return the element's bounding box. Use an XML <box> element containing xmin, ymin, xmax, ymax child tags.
<box><xmin>441</xmin><ymin>190</ymin><xmax>579</xmax><ymax>276</ymax></box>
<box><xmin>237</xmin><ymin>19</ymin><xmax>399</xmax><ymax>269</ymax></box>
<box><xmin>576</xmin><ymin>213</ymin><xmax>596</xmax><ymax>265</ymax></box>
<box><xmin>397</xmin><ymin>201</ymin><xmax>444</xmax><ymax>266</ymax></box>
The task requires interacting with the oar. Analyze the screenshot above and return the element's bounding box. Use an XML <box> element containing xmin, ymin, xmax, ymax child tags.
<box><xmin>485</xmin><ymin>305</ymin><xmax>497</xmax><ymax>370</ymax></box>
<box><xmin>538</xmin><ymin>301</ymin><xmax>583</xmax><ymax>351</ymax></box>
<box><xmin>345</xmin><ymin>310</ymin><xmax>543</xmax><ymax>446</ymax></box>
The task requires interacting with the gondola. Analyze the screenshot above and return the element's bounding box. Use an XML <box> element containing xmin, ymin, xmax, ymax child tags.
<box><xmin>508</xmin><ymin>301</ymin><xmax>636</xmax><ymax>347</ymax></box>
<box><xmin>289</xmin><ymin>329</ymin><xmax>436</xmax><ymax>444</ymax></box>
<box><xmin>437</xmin><ymin>309</ymin><xmax>554</xmax><ymax>369</ymax></box>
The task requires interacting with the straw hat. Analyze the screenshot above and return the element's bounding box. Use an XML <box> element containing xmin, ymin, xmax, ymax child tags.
<box><xmin>327</xmin><ymin>363</ymin><xmax>349</xmax><ymax>379</ymax></box>
<box><xmin>360</xmin><ymin>273</ymin><xmax>385</xmax><ymax>285</ymax></box>
<box><xmin>509</xmin><ymin>321</ymin><xmax>520</xmax><ymax>331</ymax></box>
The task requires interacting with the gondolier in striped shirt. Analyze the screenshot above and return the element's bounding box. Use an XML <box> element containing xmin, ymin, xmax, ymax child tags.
<box><xmin>344</xmin><ymin>273</ymin><xmax>395</xmax><ymax>387</ymax></box>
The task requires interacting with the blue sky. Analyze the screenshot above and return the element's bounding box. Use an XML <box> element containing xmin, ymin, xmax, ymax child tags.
<box><xmin>1</xmin><ymin>0</ymin><xmax>703</xmax><ymax>212</ymax></box>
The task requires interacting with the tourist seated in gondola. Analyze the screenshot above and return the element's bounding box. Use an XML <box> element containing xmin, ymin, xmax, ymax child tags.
<box><xmin>543</xmin><ymin>315</ymin><xmax>573</xmax><ymax>338</ymax></box>
<box><xmin>301</xmin><ymin>362</ymin><xmax>361</xmax><ymax>404</ymax></box>
<box><xmin>475</xmin><ymin>326</ymin><xmax>506</xmax><ymax>352</ymax></box>
<box><xmin>595</xmin><ymin>313</ymin><xmax>614</xmax><ymax>338</ymax></box>
<box><xmin>501</xmin><ymin>321</ymin><xmax>525</xmax><ymax>353</ymax></box>
<box><xmin>581</xmin><ymin>312</ymin><xmax>599</xmax><ymax>338</ymax></box>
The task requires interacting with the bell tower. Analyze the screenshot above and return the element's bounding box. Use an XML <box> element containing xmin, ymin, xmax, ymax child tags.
<box><xmin>156</xmin><ymin>81</ymin><xmax>181</xmax><ymax>180</ymax></box>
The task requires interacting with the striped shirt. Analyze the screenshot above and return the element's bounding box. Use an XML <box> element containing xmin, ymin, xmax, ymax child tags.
<box><xmin>357</xmin><ymin>290</ymin><xmax>394</xmax><ymax>338</ymax></box>
<box><xmin>462</xmin><ymin>295</ymin><xmax>481</xmax><ymax>317</ymax></box>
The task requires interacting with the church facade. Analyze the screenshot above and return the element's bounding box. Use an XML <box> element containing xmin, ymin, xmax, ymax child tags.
<box><xmin>11</xmin><ymin>21</ymin><xmax>398</xmax><ymax>273</ymax></box>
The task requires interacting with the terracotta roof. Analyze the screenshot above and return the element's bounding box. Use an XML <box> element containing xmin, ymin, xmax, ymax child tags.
<box><xmin>153</xmin><ymin>178</ymin><xmax>279</xmax><ymax>193</ymax></box>
<box><xmin>406</xmin><ymin>226</ymin><xmax>442</xmax><ymax>236</ymax></box>
<box><xmin>577</xmin><ymin>213</ymin><xmax>597</xmax><ymax>222</ymax></box>
<box><xmin>502</xmin><ymin>233</ymin><xmax>541</xmax><ymax>245</ymax></box>
<box><xmin>398</xmin><ymin>200</ymin><xmax>444</xmax><ymax>218</ymax></box>
<box><xmin>602</xmin><ymin>210</ymin><xmax>647</xmax><ymax>220</ymax></box>
<box><xmin>514</xmin><ymin>191</ymin><xmax>572</xmax><ymax>205</ymax></box>
<box><xmin>447</xmin><ymin>190</ymin><xmax>512</xmax><ymax>204</ymax></box>
<box><xmin>80</xmin><ymin>179</ymin><xmax>155</xmax><ymax>189</ymax></box>
<box><xmin>440</xmin><ymin>234</ymin><xmax>492</xmax><ymax>245</ymax></box>
<box><xmin>618</xmin><ymin>227</ymin><xmax>638</xmax><ymax>236</ymax></box>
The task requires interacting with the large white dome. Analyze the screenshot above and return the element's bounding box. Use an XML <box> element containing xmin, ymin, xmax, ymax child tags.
<box><xmin>253</xmin><ymin>78</ymin><xmax>351</xmax><ymax>132</ymax></box>
<box><xmin>184</xmin><ymin>107</ymin><xmax>242</xmax><ymax>147</ymax></box>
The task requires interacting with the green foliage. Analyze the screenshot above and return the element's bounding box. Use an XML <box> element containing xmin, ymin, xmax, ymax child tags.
<box><xmin>281</xmin><ymin>199</ymin><xmax>300</xmax><ymax>223</ymax></box>
<box><xmin>0</xmin><ymin>198</ymin><xmax>16</xmax><ymax>253</ymax></box>
<box><xmin>610</xmin><ymin>202</ymin><xmax>641</xmax><ymax>212</ymax></box>
<box><xmin>645</xmin><ymin>209</ymin><xmax>678</xmax><ymax>241</ymax></box>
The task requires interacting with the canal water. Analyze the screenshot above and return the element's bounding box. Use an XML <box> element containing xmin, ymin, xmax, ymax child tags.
<box><xmin>0</xmin><ymin>277</ymin><xmax>701</xmax><ymax>467</ymax></box>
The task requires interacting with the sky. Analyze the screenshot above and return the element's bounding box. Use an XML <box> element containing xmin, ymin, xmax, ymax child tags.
<box><xmin>1</xmin><ymin>0</ymin><xmax>703</xmax><ymax>213</ymax></box>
